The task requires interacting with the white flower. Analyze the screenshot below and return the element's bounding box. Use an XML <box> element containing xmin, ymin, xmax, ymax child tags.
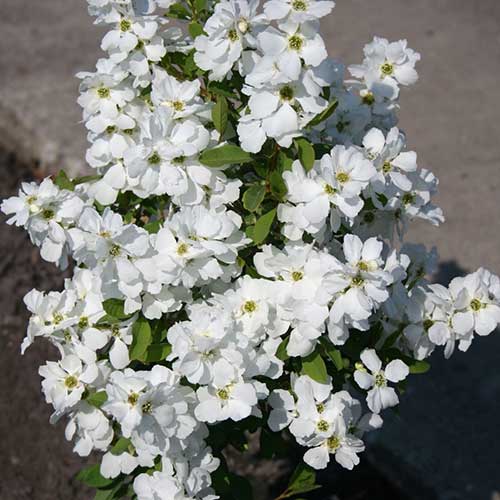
<box><xmin>238</xmin><ymin>69</ymin><xmax>328</xmax><ymax>151</ymax></box>
<box><xmin>302</xmin><ymin>416</ymin><xmax>365</xmax><ymax>470</ymax></box>
<box><xmin>87</xmin><ymin>164</ymin><xmax>128</xmax><ymax>206</ymax></box>
<box><xmin>264</xmin><ymin>0</ymin><xmax>335</xmax><ymax>31</ymax></box>
<box><xmin>65</xmin><ymin>403</ymin><xmax>114</xmax><ymax>457</ymax></box>
<box><xmin>124</xmin><ymin>109</ymin><xmax>210</xmax><ymax>198</ymax></box>
<box><xmin>168</xmin><ymin>303</ymin><xmax>233</xmax><ymax>384</ymax></box>
<box><xmin>363</xmin><ymin>127</ymin><xmax>417</xmax><ymax>192</ymax></box>
<box><xmin>195</xmin><ymin>359</ymin><xmax>260</xmax><ymax>423</ymax></box>
<box><xmin>77</xmin><ymin>59</ymin><xmax>136</xmax><ymax>119</ymax></box>
<box><xmin>103</xmin><ymin>366</ymin><xmax>196</xmax><ymax>443</ymax></box>
<box><xmin>151</xmin><ymin>68</ymin><xmax>208</xmax><ymax>119</ymax></box>
<box><xmin>449</xmin><ymin>268</ymin><xmax>500</xmax><ymax>338</ymax></box>
<box><xmin>151</xmin><ymin>205</ymin><xmax>247</xmax><ymax>288</ymax></box>
<box><xmin>268</xmin><ymin>389</ymin><xmax>297</xmax><ymax>432</ymax></box>
<box><xmin>1</xmin><ymin>178</ymin><xmax>85</xmax><ymax>267</ymax></box>
<box><xmin>194</xmin><ymin>0</ymin><xmax>266</xmax><ymax>81</ymax></box>
<box><xmin>68</xmin><ymin>207</ymin><xmax>150</xmax><ymax>299</ymax></box>
<box><xmin>257</xmin><ymin>23</ymin><xmax>327</xmax><ymax>81</ymax></box>
<box><xmin>83</xmin><ymin>318</ymin><xmax>134</xmax><ymax>370</ymax></box>
<box><xmin>40</xmin><ymin>353</ymin><xmax>99</xmax><ymax>417</ymax></box>
<box><xmin>354</xmin><ymin>349</ymin><xmax>408</xmax><ymax>414</ymax></box>
<box><xmin>349</xmin><ymin>37</ymin><xmax>420</xmax><ymax>98</ymax></box>
<box><xmin>100</xmin><ymin>9</ymin><xmax>166</xmax><ymax>64</ymax></box>
<box><xmin>325</xmin><ymin>235</ymin><xmax>396</xmax><ymax>336</ymax></box>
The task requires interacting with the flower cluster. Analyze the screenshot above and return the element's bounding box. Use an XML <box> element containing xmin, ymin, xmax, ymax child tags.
<box><xmin>2</xmin><ymin>0</ymin><xmax>499</xmax><ymax>498</ymax></box>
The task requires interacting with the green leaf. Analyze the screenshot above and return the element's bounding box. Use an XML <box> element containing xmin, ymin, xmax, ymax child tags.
<box><xmin>76</xmin><ymin>464</ymin><xmax>114</xmax><ymax>489</ymax></box>
<box><xmin>252</xmin><ymin>208</ymin><xmax>276</xmax><ymax>245</ymax></box>
<box><xmin>144</xmin><ymin>343</ymin><xmax>172</xmax><ymax>362</ymax></box>
<box><xmin>54</xmin><ymin>170</ymin><xmax>74</xmax><ymax>191</ymax></box>
<box><xmin>301</xmin><ymin>351</ymin><xmax>328</xmax><ymax>383</ymax></box>
<box><xmin>207</xmin><ymin>81</ymin><xmax>235</xmax><ymax>99</ymax></box>
<box><xmin>129</xmin><ymin>316</ymin><xmax>152</xmax><ymax>361</ymax></box>
<box><xmin>144</xmin><ymin>219</ymin><xmax>162</xmax><ymax>234</ymax></box>
<box><xmin>276</xmin><ymin>336</ymin><xmax>290</xmax><ymax>361</ymax></box>
<box><xmin>111</xmin><ymin>437</ymin><xmax>132</xmax><ymax>455</ymax></box>
<box><xmin>284</xmin><ymin>463</ymin><xmax>321</xmax><ymax>498</ymax></box>
<box><xmin>166</xmin><ymin>3</ymin><xmax>191</xmax><ymax>19</ymax></box>
<box><xmin>194</xmin><ymin>0</ymin><xmax>207</xmax><ymax>12</ymax></box>
<box><xmin>242</xmin><ymin>184</ymin><xmax>266</xmax><ymax>212</ymax></box>
<box><xmin>294</xmin><ymin>138</ymin><xmax>315</xmax><ymax>172</ymax></box>
<box><xmin>212</xmin><ymin>96</ymin><xmax>228</xmax><ymax>136</ymax></box>
<box><xmin>409</xmin><ymin>360</ymin><xmax>431</xmax><ymax>374</ymax></box>
<box><xmin>321</xmin><ymin>339</ymin><xmax>344</xmax><ymax>371</ymax></box>
<box><xmin>188</xmin><ymin>21</ymin><xmax>204</xmax><ymax>38</ymax></box>
<box><xmin>94</xmin><ymin>484</ymin><xmax>124</xmax><ymax>500</ymax></box>
<box><xmin>86</xmin><ymin>390</ymin><xmax>108</xmax><ymax>408</ymax></box>
<box><xmin>269</xmin><ymin>170</ymin><xmax>287</xmax><ymax>200</ymax></box>
<box><xmin>277</xmin><ymin>149</ymin><xmax>294</xmax><ymax>171</ymax></box>
<box><xmin>73</xmin><ymin>174</ymin><xmax>101</xmax><ymax>185</ymax></box>
<box><xmin>199</xmin><ymin>144</ymin><xmax>253</xmax><ymax>167</ymax></box>
<box><xmin>307</xmin><ymin>99</ymin><xmax>338</xmax><ymax>128</ymax></box>
<box><xmin>102</xmin><ymin>299</ymin><xmax>131</xmax><ymax>320</ymax></box>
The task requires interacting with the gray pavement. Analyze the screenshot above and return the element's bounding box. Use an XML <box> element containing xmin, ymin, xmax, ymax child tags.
<box><xmin>1</xmin><ymin>1</ymin><xmax>500</xmax><ymax>499</ymax></box>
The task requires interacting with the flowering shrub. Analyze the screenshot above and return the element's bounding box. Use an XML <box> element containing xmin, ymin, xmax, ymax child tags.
<box><xmin>3</xmin><ymin>0</ymin><xmax>500</xmax><ymax>498</ymax></box>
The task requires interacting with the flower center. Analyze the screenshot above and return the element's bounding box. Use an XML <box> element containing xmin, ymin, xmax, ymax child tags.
<box><xmin>291</xmin><ymin>271</ymin><xmax>304</xmax><ymax>282</ymax></box>
<box><xmin>53</xmin><ymin>312</ymin><xmax>64</xmax><ymax>325</ymax></box>
<box><xmin>173</xmin><ymin>155</ymin><xmax>186</xmax><ymax>164</ymax></box>
<box><xmin>382</xmin><ymin>161</ymin><xmax>392</xmax><ymax>173</ymax></box>
<box><xmin>177</xmin><ymin>243</ymin><xmax>189</xmax><ymax>256</ymax></box>
<box><xmin>317</xmin><ymin>420</ymin><xmax>330</xmax><ymax>432</ymax></box>
<box><xmin>279</xmin><ymin>85</ymin><xmax>294</xmax><ymax>101</ymax></box>
<box><xmin>128</xmin><ymin>392</ymin><xmax>140</xmax><ymax>406</ymax></box>
<box><xmin>97</xmin><ymin>86</ymin><xmax>110</xmax><ymax>99</ymax></box>
<box><xmin>351</xmin><ymin>275</ymin><xmax>364</xmax><ymax>287</ymax></box>
<box><xmin>288</xmin><ymin>35</ymin><xmax>304</xmax><ymax>51</ymax></box>
<box><xmin>292</xmin><ymin>0</ymin><xmax>307</xmax><ymax>11</ymax></box>
<box><xmin>357</xmin><ymin>261</ymin><xmax>369</xmax><ymax>272</ymax></box>
<box><xmin>327</xmin><ymin>435</ymin><xmax>340</xmax><ymax>451</ymax></box>
<box><xmin>148</xmin><ymin>151</ymin><xmax>162</xmax><ymax>165</ymax></box>
<box><xmin>470</xmin><ymin>298</ymin><xmax>483</xmax><ymax>311</ymax></box>
<box><xmin>336</xmin><ymin>172</ymin><xmax>350</xmax><ymax>184</ymax></box>
<box><xmin>217</xmin><ymin>388</ymin><xmax>230</xmax><ymax>400</ymax></box>
<box><xmin>120</xmin><ymin>19</ymin><xmax>132</xmax><ymax>32</ymax></box>
<box><xmin>381</xmin><ymin>62</ymin><xmax>394</xmax><ymax>76</ymax></box>
<box><xmin>164</xmin><ymin>100</ymin><xmax>185</xmax><ymax>112</ymax></box>
<box><xmin>64</xmin><ymin>375</ymin><xmax>78</xmax><ymax>389</ymax></box>
<box><xmin>109</xmin><ymin>244</ymin><xmax>121</xmax><ymax>257</ymax></box>
<box><xmin>375</xmin><ymin>372</ymin><xmax>386</xmax><ymax>387</ymax></box>
<box><xmin>142</xmin><ymin>401</ymin><xmax>153</xmax><ymax>414</ymax></box>
<box><xmin>228</xmin><ymin>29</ymin><xmax>239</xmax><ymax>42</ymax></box>
<box><xmin>78</xmin><ymin>316</ymin><xmax>89</xmax><ymax>329</ymax></box>
<box><xmin>324</xmin><ymin>184</ymin><xmax>335</xmax><ymax>195</ymax></box>
<box><xmin>402</xmin><ymin>193</ymin><xmax>416</xmax><ymax>205</ymax></box>
<box><xmin>42</xmin><ymin>208</ymin><xmax>55</xmax><ymax>220</ymax></box>
<box><xmin>243</xmin><ymin>300</ymin><xmax>258</xmax><ymax>313</ymax></box>
<box><xmin>362</xmin><ymin>91</ymin><xmax>375</xmax><ymax>105</ymax></box>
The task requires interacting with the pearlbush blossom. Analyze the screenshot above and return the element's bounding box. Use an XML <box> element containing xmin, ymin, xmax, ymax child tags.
<box><xmin>2</xmin><ymin>0</ymin><xmax>499</xmax><ymax>498</ymax></box>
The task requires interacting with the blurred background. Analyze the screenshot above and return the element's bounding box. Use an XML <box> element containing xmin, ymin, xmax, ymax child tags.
<box><xmin>1</xmin><ymin>0</ymin><xmax>499</xmax><ymax>499</ymax></box>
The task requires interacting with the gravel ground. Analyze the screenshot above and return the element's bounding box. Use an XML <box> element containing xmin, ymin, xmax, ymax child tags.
<box><xmin>0</xmin><ymin>153</ymin><xmax>93</xmax><ymax>500</ymax></box>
